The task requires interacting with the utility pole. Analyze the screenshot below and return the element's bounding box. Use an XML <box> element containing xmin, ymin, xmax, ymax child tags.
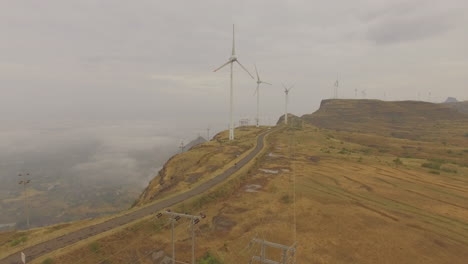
<box><xmin>156</xmin><ymin>210</ymin><xmax>206</xmax><ymax>264</ymax></box>
<box><xmin>248</xmin><ymin>238</ymin><xmax>296</xmax><ymax>264</ymax></box>
<box><xmin>18</xmin><ymin>173</ymin><xmax>31</xmax><ymax>228</ymax></box>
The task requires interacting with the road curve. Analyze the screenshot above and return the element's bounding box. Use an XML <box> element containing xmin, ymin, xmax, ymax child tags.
<box><xmin>1</xmin><ymin>128</ymin><xmax>274</xmax><ymax>264</ymax></box>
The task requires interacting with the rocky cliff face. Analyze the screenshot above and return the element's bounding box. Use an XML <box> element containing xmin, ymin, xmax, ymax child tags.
<box><xmin>444</xmin><ymin>101</ymin><xmax>468</xmax><ymax>115</ymax></box>
<box><xmin>299</xmin><ymin>99</ymin><xmax>468</xmax><ymax>141</ymax></box>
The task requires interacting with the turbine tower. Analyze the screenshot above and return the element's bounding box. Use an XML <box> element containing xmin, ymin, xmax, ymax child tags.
<box><xmin>282</xmin><ymin>83</ymin><xmax>294</xmax><ymax>124</ymax></box>
<box><xmin>213</xmin><ymin>24</ymin><xmax>254</xmax><ymax>140</ymax></box>
<box><xmin>334</xmin><ymin>76</ymin><xmax>339</xmax><ymax>99</ymax></box>
<box><xmin>253</xmin><ymin>64</ymin><xmax>272</xmax><ymax>127</ymax></box>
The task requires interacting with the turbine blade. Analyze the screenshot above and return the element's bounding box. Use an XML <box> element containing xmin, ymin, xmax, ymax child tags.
<box><xmin>254</xmin><ymin>64</ymin><xmax>260</xmax><ymax>81</ymax></box>
<box><xmin>232</xmin><ymin>24</ymin><xmax>236</xmax><ymax>56</ymax></box>
<box><xmin>288</xmin><ymin>84</ymin><xmax>295</xmax><ymax>92</ymax></box>
<box><xmin>213</xmin><ymin>60</ymin><xmax>231</xmax><ymax>72</ymax></box>
<box><xmin>253</xmin><ymin>86</ymin><xmax>258</xmax><ymax>96</ymax></box>
<box><xmin>282</xmin><ymin>83</ymin><xmax>288</xmax><ymax>92</ymax></box>
<box><xmin>262</xmin><ymin>81</ymin><xmax>272</xmax><ymax>85</ymax></box>
<box><xmin>236</xmin><ymin>60</ymin><xmax>254</xmax><ymax>79</ymax></box>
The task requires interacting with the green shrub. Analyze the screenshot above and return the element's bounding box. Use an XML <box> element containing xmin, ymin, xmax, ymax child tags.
<box><xmin>429</xmin><ymin>158</ymin><xmax>447</xmax><ymax>164</ymax></box>
<box><xmin>198</xmin><ymin>252</ymin><xmax>223</xmax><ymax>264</ymax></box>
<box><xmin>280</xmin><ymin>194</ymin><xmax>291</xmax><ymax>204</ymax></box>
<box><xmin>338</xmin><ymin>148</ymin><xmax>350</xmax><ymax>154</ymax></box>
<box><xmin>42</xmin><ymin>258</ymin><xmax>54</xmax><ymax>264</ymax></box>
<box><xmin>89</xmin><ymin>241</ymin><xmax>100</xmax><ymax>253</ymax></box>
<box><xmin>10</xmin><ymin>236</ymin><xmax>27</xmax><ymax>247</ymax></box>
<box><xmin>422</xmin><ymin>163</ymin><xmax>441</xmax><ymax>170</ymax></box>
<box><xmin>464</xmin><ymin>133</ymin><xmax>468</xmax><ymax>137</ymax></box>
<box><xmin>393</xmin><ymin>158</ymin><xmax>403</xmax><ymax>166</ymax></box>
<box><xmin>441</xmin><ymin>167</ymin><xmax>457</xmax><ymax>174</ymax></box>
<box><xmin>430</xmin><ymin>170</ymin><xmax>440</xmax><ymax>175</ymax></box>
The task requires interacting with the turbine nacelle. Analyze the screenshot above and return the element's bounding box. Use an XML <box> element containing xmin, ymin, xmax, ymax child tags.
<box><xmin>229</xmin><ymin>55</ymin><xmax>238</xmax><ymax>61</ymax></box>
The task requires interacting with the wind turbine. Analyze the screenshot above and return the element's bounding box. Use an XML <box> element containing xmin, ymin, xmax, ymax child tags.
<box><xmin>282</xmin><ymin>83</ymin><xmax>294</xmax><ymax>124</ymax></box>
<box><xmin>253</xmin><ymin>64</ymin><xmax>272</xmax><ymax>127</ymax></box>
<box><xmin>213</xmin><ymin>24</ymin><xmax>254</xmax><ymax>140</ymax></box>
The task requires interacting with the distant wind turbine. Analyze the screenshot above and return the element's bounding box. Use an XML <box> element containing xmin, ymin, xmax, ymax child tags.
<box><xmin>333</xmin><ymin>77</ymin><xmax>339</xmax><ymax>99</ymax></box>
<box><xmin>213</xmin><ymin>24</ymin><xmax>254</xmax><ymax>140</ymax></box>
<box><xmin>282</xmin><ymin>83</ymin><xmax>294</xmax><ymax>124</ymax></box>
<box><xmin>253</xmin><ymin>64</ymin><xmax>272</xmax><ymax>127</ymax></box>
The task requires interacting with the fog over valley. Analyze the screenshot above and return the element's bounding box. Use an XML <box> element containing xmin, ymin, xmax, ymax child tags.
<box><xmin>0</xmin><ymin>119</ymin><xmax>219</xmax><ymax>228</ymax></box>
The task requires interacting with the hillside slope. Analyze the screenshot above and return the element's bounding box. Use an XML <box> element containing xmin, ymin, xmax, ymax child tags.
<box><xmin>33</xmin><ymin>119</ymin><xmax>468</xmax><ymax>264</ymax></box>
<box><xmin>136</xmin><ymin>127</ymin><xmax>265</xmax><ymax>206</ymax></box>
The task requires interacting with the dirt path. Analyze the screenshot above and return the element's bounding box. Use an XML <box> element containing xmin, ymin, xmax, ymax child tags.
<box><xmin>0</xmin><ymin>128</ymin><xmax>274</xmax><ymax>264</ymax></box>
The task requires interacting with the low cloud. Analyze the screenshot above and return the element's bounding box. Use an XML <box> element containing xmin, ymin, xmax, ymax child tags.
<box><xmin>0</xmin><ymin>121</ymin><xmax>179</xmax><ymax>194</ymax></box>
<box><xmin>367</xmin><ymin>14</ymin><xmax>452</xmax><ymax>45</ymax></box>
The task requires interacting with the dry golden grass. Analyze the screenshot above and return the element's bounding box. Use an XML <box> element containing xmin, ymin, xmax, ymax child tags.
<box><xmin>30</xmin><ymin>120</ymin><xmax>468</xmax><ymax>264</ymax></box>
<box><xmin>136</xmin><ymin>126</ymin><xmax>266</xmax><ymax>206</ymax></box>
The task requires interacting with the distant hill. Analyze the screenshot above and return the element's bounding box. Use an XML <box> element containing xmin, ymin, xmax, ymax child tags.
<box><xmin>276</xmin><ymin>113</ymin><xmax>301</xmax><ymax>125</ymax></box>
<box><xmin>300</xmin><ymin>99</ymin><xmax>468</xmax><ymax>141</ymax></box>
<box><xmin>183</xmin><ymin>136</ymin><xmax>207</xmax><ymax>151</ymax></box>
<box><xmin>443</xmin><ymin>101</ymin><xmax>468</xmax><ymax>115</ymax></box>
<box><xmin>444</xmin><ymin>97</ymin><xmax>458</xmax><ymax>103</ymax></box>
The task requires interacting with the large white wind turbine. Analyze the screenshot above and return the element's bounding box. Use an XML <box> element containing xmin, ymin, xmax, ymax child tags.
<box><xmin>253</xmin><ymin>64</ymin><xmax>272</xmax><ymax>127</ymax></box>
<box><xmin>213</xmin><ymin>24</ymin><xmax>254</xmax><ymax>140</ymax></box>
<box><xmin>282</xmin><ymin>83</ymin><xmax>294</xmax><ymax>124</ymax></box>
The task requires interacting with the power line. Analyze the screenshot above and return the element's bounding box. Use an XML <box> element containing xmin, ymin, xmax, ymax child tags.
<box><xmin>248</xmin><ymin>238</ymin><xmax>296</xmax><ymax>264</ymax></box>
<box><xmin>18</xmin><ymin>173</ymin><xmax>31</xmax><ymax>229</ymax></box>
<box><xmin>156</xmin><ymin>210</ymin><xmax>206</xmax><ymax>264</ymax></box>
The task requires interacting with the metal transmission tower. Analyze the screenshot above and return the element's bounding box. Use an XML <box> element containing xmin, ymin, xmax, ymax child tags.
<box><xmin>248</xmin><ymin>238</ymin><xmax>296</xmax><ymax>264</ymax></box>
<box><xmin>179</xmin><ymin>140</ymin><xmax>185</xmax><ymax>153</ymax></box>
<box><xmin>156</xmin><ymin>210</ymin><xmax>206</xmax><ymax>264</ymax></box>
<box><xmin>18</xmin><ymin>173</ymin><xmax>31</xmax><ymax>228</ymax></box>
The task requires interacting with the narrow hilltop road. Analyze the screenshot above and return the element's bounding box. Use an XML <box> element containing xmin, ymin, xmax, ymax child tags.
<box><xmin>1</xmin><ymin>128</ymin><xmax>275</xmax><ymax>264</ymax></box>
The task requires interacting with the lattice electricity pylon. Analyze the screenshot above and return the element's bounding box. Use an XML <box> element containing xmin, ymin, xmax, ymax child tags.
<box><xmin>248</xmin><ymin>238</ymin><xmax>296</xmax><ymax>264</ymax></box>
<box><xmin>156</xmin><ymin>209</ymin><xmax>206</xmax><ymax>264</ymax></box>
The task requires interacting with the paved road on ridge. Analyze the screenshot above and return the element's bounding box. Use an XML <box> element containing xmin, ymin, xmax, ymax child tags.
<box><xmin>0</xmin><ymin>129</ymin><xmax>274</xmax><ymax>264</ymax></box>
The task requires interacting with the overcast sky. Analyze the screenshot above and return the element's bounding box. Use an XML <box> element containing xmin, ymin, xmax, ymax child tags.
<box><xmin>1</xmin><ymin>0</ymin><xmax>467</xmax><ymax>126</ymax></box>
